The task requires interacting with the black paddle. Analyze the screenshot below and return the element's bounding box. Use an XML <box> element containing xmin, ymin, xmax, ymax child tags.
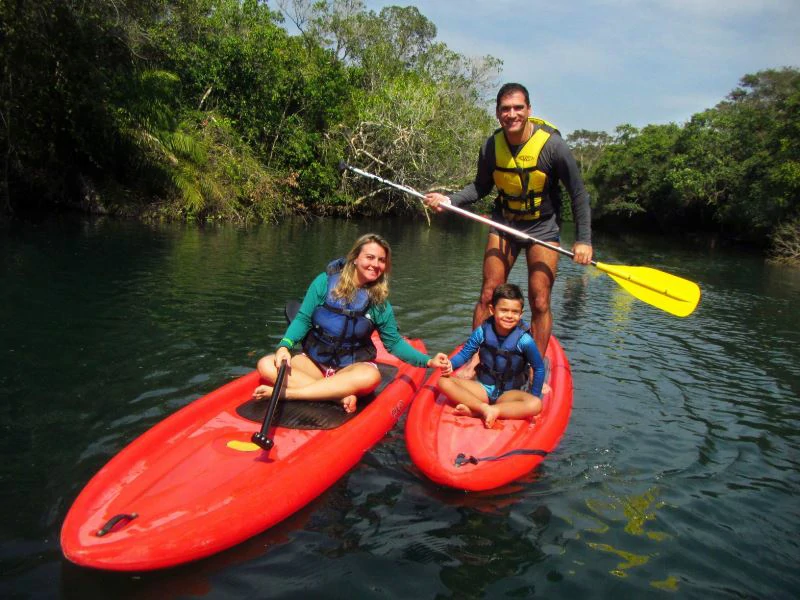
<box><xmin>251</xmin><ymin>359</ymin><xmax>289</xmax><ymax>451</ymax></box>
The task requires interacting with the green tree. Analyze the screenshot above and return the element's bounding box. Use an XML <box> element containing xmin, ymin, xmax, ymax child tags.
<box><xmin>720</xmin><ymin>69</ymin><xmax>800</xmax><ymax>238</ymax></box>
<box><xmin>0</xmin><ymin>1</ymin><xmax>539</xmax><ymax>225</ymax></box>
<box><xmin>587</xmin><ymin>67</ymin><xmax>800</xmax><ymax>258</ymax></box>
<box><xmin>590</xmin><ymin>123</ymin><xmax>681</xmax><ymax>226</ymax></box>
<box><xmin>664</xmin><ymin>68</ymin><xmax>800</xmax><ymax>244</ymax></box>
<box><xmin>294</xmin><ymin>0</ymin><xmax>498</xmax><ymax>211</ymax></box>
<box><xmin>566</xmin><ymin>128</ymin><xmax>612</xmax><ymax>218</ymax></box>
<box><xmin>0</xmin><ymin>0</ymin><xmax>165</xmax><ymax>212</ymax></box>
<box><xmin>567</xmin><ymin>129</ymin><xmax>613</xmax><ymax>177</ymax></box>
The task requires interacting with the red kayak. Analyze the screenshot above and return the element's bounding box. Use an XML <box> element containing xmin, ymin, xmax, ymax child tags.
<box><xmin>405</xmin><ymin>336</ymin><xmax>573</xmax><ymax>491</ymax></box>
<box><xmin>61</xmin><ymin>334</ymin><xmax>426</xmax><ymax>571</ymax></box>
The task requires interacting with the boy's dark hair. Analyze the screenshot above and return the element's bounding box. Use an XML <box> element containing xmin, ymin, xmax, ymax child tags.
<box><xmin>496</xmin><ymin>83</ymin><xmax>531</xmax><ymax>109</ymax></box>
<box><xmin>491</xmin><ymin>283</ymin><xmax>524</xmax><ymax>307</ymax></box>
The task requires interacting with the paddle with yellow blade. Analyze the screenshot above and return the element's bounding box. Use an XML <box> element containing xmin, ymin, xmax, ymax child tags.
<box><xmin>339</xmin><ymin>161</ymin><xmax>701</xmax><ymax>317</ymax></box>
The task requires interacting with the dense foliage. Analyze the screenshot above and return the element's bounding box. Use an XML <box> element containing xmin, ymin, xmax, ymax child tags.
<box><xmin>1</xmin><ymin>2</ymin><xmax>797</xmax><ymax>259</ymax></box>
<box><xmin>581</xmin><ymin>68</ymin><xmax>800</xmax><ymax>261</ymax></box>
<box><xmin>0</xmin><ymin>0</ymin><xmax>497</xmax><ymax>221</ymax></box>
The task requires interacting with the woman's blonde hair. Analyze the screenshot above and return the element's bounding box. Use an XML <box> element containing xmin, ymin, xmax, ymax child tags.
<box><xmin>332</xmin><ymin>233</ymin><xmax>391</xmax><ymax>306</ymax></box>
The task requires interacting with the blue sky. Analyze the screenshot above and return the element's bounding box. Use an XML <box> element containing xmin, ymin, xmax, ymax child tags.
<box><xmin>363</xmin><ymin>0</ymin><xmax>800</xmax><ymax>135</ymax></box>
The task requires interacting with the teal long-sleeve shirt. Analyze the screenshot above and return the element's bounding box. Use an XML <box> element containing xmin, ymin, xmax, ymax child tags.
<box><xmin>278</xmin><ymin>272</ymin><xmax>431</xmax><ymax>368</ymax></box>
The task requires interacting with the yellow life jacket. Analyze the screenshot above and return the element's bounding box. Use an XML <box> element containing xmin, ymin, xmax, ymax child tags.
<box><xmin>493</xmin><ymin>117</ymin><xmax>558</xmax><ymax>221</ymax></box>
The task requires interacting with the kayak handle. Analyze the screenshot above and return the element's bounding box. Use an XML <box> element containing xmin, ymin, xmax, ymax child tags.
<box><xmin>454</xmin><ymin>449</ymin><xmax>548</xmax><ymax>467</ymax></box>
<box><xmin>96</xmin><ymin>512</ymin><xmax>138</xmax><ymax>537</ymax></box>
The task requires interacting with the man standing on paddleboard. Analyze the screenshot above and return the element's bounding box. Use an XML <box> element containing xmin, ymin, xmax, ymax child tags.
<box><xmin>424</xmin><ymin>83</ymin><xmax>593</xmax><ymax>358</ymax></box>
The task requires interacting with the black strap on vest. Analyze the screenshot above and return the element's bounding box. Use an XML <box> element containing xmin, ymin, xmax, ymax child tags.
<box><xmin>477</xmin><ymin>348</ymin><xmax>527</xmax><ymax>393</ymax></box>
<box><xmin>454</xmin><ymin>448</ymin><xmax>548</xmax><ymax>467</ymax></box>
<box><xmin>321</xmin><ymin>302</ymin><xmax>368</xmax><ymax>319</ymax></box>
<box><xmin>311</xmin><ymin>303</ymin><xmax>373</xmax><ymax>368</ymax></box>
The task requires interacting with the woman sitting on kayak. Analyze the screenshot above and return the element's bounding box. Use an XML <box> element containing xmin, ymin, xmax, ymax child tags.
<box><xmin>253</xmin><ymin>233</ymin><xmax>449</xmax><ymax>413</ymax></box>
<box><xmin>438</xmin><ymin>283</ymin><xmax>545</xmax><ymax>428</ymax></box>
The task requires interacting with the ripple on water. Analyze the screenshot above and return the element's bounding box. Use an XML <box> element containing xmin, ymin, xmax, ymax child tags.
<box><xmin>3</xmin><ymin>219</ymin><xmax>800</xmax><ymax>598</ymax></box>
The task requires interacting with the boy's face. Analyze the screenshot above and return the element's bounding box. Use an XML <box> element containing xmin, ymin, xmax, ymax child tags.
<box><xmin>490</xmin><ymin>298</ymin><xmax>524</xmax><ymax>332</ymax></box>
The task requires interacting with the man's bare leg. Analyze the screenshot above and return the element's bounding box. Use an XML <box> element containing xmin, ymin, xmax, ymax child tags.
<box><xmin>458</xmin><ymin>234</ymin><xmax>519</xmax><ymax>380</ymax></box>
<box><xmin>472</xmin><ymin>233</ymin><xmax>518</xmax><ymax>329</ymax></box>
<box><xmin>525</xmin><ymin>242</ymin><xmax>559</xmax><ymax>357</ymax></box>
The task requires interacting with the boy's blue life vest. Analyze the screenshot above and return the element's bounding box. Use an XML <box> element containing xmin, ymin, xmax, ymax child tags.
<box><xmin>476</xmin><ymin>318</ymin><xmax>529</xmax><ymax>393</ymax></box>
<box><xmin>303</xmin><ymin>258</ymin><xmax>377</xmax><ymax>368</ymax></box>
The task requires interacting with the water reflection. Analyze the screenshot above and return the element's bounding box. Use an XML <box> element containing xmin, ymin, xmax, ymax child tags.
<box><xmin>1</xmin><ymin>216</ymin><xmax>799</xmax><ymax>598</ymax></box>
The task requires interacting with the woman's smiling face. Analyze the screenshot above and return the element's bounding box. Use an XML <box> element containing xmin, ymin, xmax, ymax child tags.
<box><xmin>354</xmin><ymin>242</ymin><xmax>387</xmax><ymax>285</ymax></box>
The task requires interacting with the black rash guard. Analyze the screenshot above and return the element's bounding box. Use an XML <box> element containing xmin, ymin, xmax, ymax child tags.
<box><xmin>448</xmin><ymin>127</ymin><xmax>592</xmax><ymax>245</ymax></box>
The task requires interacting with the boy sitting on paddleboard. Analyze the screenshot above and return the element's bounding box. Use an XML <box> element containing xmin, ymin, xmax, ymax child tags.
<box><xmin>438</xmin><ymin>283</ymin><xmax>545</xmax><ymax>429</ymax></box>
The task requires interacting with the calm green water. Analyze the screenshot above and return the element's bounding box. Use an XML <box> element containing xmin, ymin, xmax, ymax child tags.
<box><xmin>1</xmin><ymin>216</ymin><xmax>798</xmax><ymax>599</ymax></box>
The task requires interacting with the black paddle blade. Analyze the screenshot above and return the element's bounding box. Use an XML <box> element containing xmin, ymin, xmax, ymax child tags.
<box><xmin>284</xmin><ymin>299</ymin><xmax>301</xmax><ymax>324</ymax></box>
<box><xmin>337</xmin><ymin>160</ymin><xmax>348</xmax><ymax>173</ymax></box>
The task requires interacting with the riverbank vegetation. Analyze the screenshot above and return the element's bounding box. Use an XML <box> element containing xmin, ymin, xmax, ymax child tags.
<box><xmin>1</xmin><ymin>0</ymin><xmax>497</xmax><ymax>222</ymax></box>
<box><xmin>1</xmin><ymin>1</ymin><xmax>798</xmax><ymax>261</ymax></box>
<box><xmin>573</xmin><ymin>68</ymin><xmax>800</xmax><ymax>263</ymax></box>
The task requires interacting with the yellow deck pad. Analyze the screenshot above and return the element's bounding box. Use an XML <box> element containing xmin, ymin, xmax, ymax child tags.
<box><xmin>226</xmin><ymin>440</ymin><xmax>262</xmax><ymax>452</ymax></box>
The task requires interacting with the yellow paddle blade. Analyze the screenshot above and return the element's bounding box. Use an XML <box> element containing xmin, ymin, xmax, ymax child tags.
<box><xmin>595</xmin><ymin>262</ymin><xmax>701</xmax><ymax>317</ymax></box>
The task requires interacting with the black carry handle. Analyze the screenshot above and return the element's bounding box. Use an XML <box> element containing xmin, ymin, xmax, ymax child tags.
<box><xmin>96</xmin><ymin>512</ymin><xmax>138</xmax><ymax>537</ymax></box>
<box><xmin>454</xmin><ymin>448</ymin><xmax>548</xmax><ymax>467</ymax></box>
<box><xmin>251</xmin><ymin>359</ymin><xmax>289</xmax><ymax>451</ymax></box>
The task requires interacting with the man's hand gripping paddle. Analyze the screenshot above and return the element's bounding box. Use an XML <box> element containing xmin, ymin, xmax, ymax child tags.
<box><xmin>338</xmin><ymin>161</ymin><xmax>700</xmax><ymax>317</ymax></box>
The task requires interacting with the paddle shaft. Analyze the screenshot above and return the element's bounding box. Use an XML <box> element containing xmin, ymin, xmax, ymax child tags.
<box><xmin>342</xmin><ymin>162</ymin><xmax>578</xmax><ymax>260</ymax></box>
<box><xmin>252</xmin><ymin>359</ymin><xmax>289</xmax><ymax>450</ymax></box>
<box><xmin>341</xmin><ymin>162</ymin><xmax>696</xmax><ymax>304</ymax></box>
<box><xmin>439</xmin><ymin>204</ymin><xmax>691</xmax><ymax>300</ymax></box>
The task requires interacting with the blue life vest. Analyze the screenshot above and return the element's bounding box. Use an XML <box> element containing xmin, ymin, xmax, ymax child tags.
<box><xmin>304</xmin><ymin>258</ymin><xmax>377</xmax><ymax>368</ymax></box>
<box><xmin>476</xmin><ymin>318</ymin><xmax>529</xmax><ymax>393</ymax></box>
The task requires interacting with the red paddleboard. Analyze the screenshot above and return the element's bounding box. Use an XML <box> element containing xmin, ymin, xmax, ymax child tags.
<box><xmin>61</xmin><ymin>334</ymin><xmax>426</xmax><ymax>571</ymax></box>
<box><xmin>405</xmin><ymin>336</ymin><xmax>573</xmax><ymax>491</ymax></box>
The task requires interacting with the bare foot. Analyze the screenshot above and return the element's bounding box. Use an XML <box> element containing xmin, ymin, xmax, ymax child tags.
<box><xmin>253</xmin><ymin>384</ymin><xmax>273</xmax><ymax>400</ymax></box>
<box><xmin>542</xmin><ymin>382</ymin><xmax>552</xmax><ymax>396</ymax></box>
<box><xmin>482</xmin><ymin>405</ymin><xmax>500</xmax><ymax>429</ymax></box>
<box><xmin>453</xmin><ymin>403</ymin><xmax>473</xmax><ymax>417</ymax></box>
<box><xmin>341</xmin><ymin>395</ymin><xmax>358</xmax><ymax>414</ymax></box>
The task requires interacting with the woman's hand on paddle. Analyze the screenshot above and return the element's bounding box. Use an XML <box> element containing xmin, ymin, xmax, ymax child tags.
<box><xmin>274</xmin><ymin>346</ymin><xmax>291</xmax><ymax>369</ymax></box>
<box><xmin>423</xmin><ymin>192</ymin><xmax>451</xmax><ymax>213</ymax></box>
<box><xmin>572</xmin><ymin>242</ymin><xmax>593</xmax><ymax>265</ymax></box>
<box><xmin>428</xmin><ymin>353</ymin><xmax>452</xmax><ymax>375</ymax></box>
